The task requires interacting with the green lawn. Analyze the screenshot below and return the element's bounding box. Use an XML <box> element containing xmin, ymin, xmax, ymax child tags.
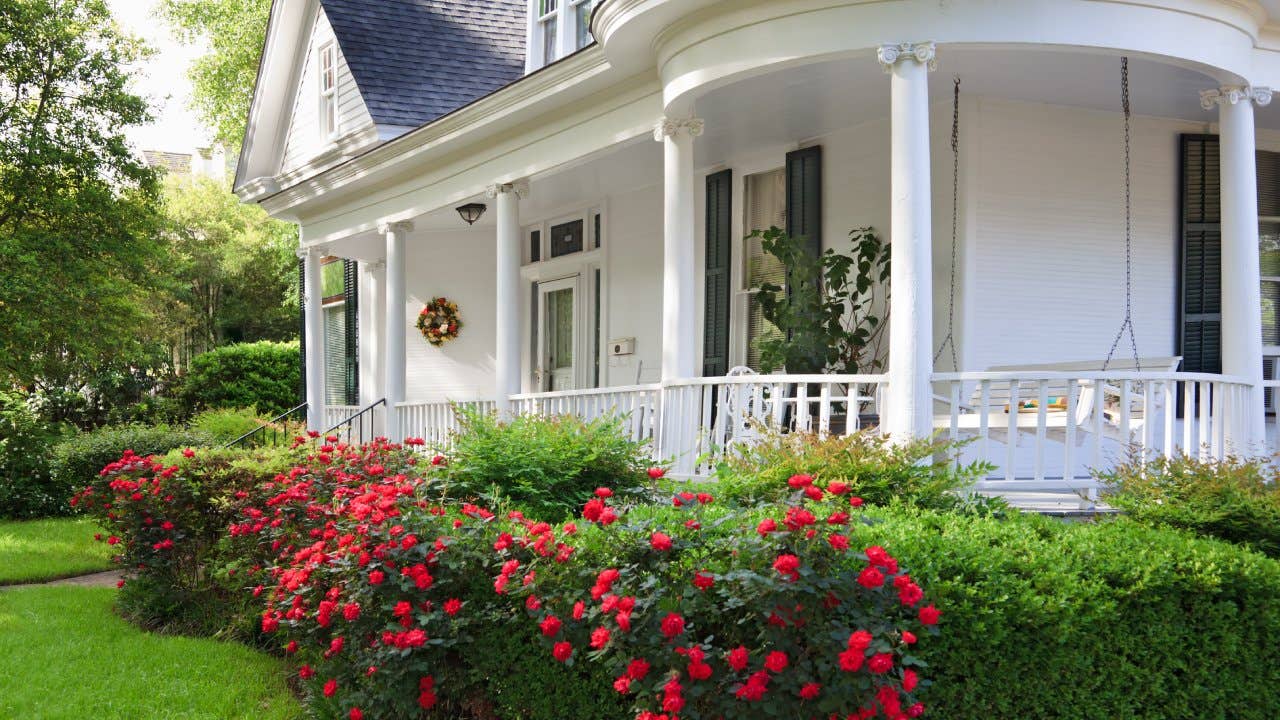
<box><xmin>0</xmin><ymin>586</ymin><xmax>302</xmax><ymax>719</ymax></box>
<box><xmin>0</xmin><ymin>517</ymin><xmax>114</xmax><ymax>584</ymax></box>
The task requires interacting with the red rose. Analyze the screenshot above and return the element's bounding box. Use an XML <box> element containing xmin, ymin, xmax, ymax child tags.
<box><xmin>342</xmin><ymin>603</ymin><xmax>360</xmax><ymax>622</ymax></box>
<box><xmin>572</xmin><ymin>600</ymin><xmax>585</xmax><ymax>620</ymax></box>
<box><xmin>903</xmin><ymin>668</ymin><xmax>919</xmax><ymax>692</ymax></box>
<box><xmin>838</xmin><ymin>648</ymin><xmax>864</xmax><ymax>672</ymax></box>
<box><xmin>868</xmin><ymin>652</ymin><xmax>894</xmax><ymax>674</ymax></box>
<box><xmin>902</xmin><ymin>630</ymin><xmax>917</xmax><ymax>645</ymax></box>
<box><xmin>650</xmin><ymin>532</ymin><xmax>673</xmax><ymax>551</ymax></box>
<box><xmin>595</xmin><ymin>487</ymin><xmax>613</xmax><ymax>498</ymax></box>
<box><xmin>539</xmin><ymin>615</ymin><xmax>562</xmax><ymax>637</ymax></box>
<box><xmin>613</xmin><ymin>676</ymin><xmax>632</xmax><ymax>694</ymax></box>
<box><xmin>848</xmin><ymin>630</ymin><xmax>873</xmax><ymax>650</ymax></box>
<box><xmin>772</xmin><ymin>553</ymin><xmax>801</xmax><ymax>581</ymax></box>
<box><xmin>626</xmin><ymin>658</ymin><xmax>651</xmax><ymax>680</ymax></box>
<box><xmin>787</xmin><ymin>474</ymin><xmax>813</xmax><ymax>488</ymax></box>
<box><xmin>908</xmin><ymin>702</ymin><xmax>926</xmax><ymax>717</ymax></box>
<box><xmin>367</xmin><ymin>570</ymin><xmax>385</xmax><ymax>585</ymax></box>
<box><xmin>647</xmin><ymin>467</ymin><xmax>665</xmax><ymax>479</ymax></box>
<box><xmin>803</xmin><ymin>485</ymin><xmax>824</xmax><ymax>501</ymax></box>
<box><xmin>299</xmin><ymin>665</ymin><xmax>314</xmax><ymax>679</ymax></box>
<box><xmin>857</xmin><ymin>566</ymin><xmax>885</xmax><ymax>589</ymax></box>
<box><xmin>756</xmin><ymin>518</ymin><xmax>778</xmax><ymax>536</ymax></box>
<box><xmin>828</xmin><ymin>533</ymin><xmax>850</xmax><ymax>551</ymax></box>
<box><xmin>799</xmin><ymin>682</ymin><xmax>821</xmax><ymax>700</ymax></box>
<box><xmin>322</xmin><ymin>679</ymin><xmax>337</xmax><ymax>697</ymax></box>
<box><xmin>727</xmin><ymin>645</ymin><xmax>749</xmax><ymax>671</ymax></box>
<box><xmin>552</xmin><ymin>641</ymin><xmax>573</xmax><ymax>662</ymax></box>
<box><xmin>849</xmin><ymin>496</ymin><xmax>865</xmax><ymax>507</ymax></box>
<box><xmin>919</xmin><ymin>604</ymin><xmax>941</xmax><ymax>625</ymax></box>
<box><xmin>443</xmin><ymin>598</ymin><xmax>462</xmax><ymax>616</ymax></box>
<box><xmin>764</xmin><ymin>650</ymin><xmax>789</xmax><ymax>673</ymax></box>
<box><xmin>827</xmin><ymin>481</ymin><xmax>850</xmax><ymax>494</ymax></box>
<box><xmin>692</xmin><ymin>571</ymin><xmax>714</xmax><ymax>591</ymax></box>
<box><xmin>660</xmin><ymin>612</ymin><xmax>685</xmax><ymax>638</ymax></box>
<box><xmin>590</xmin><ymin>626</ymin><xmax>611</xmax><ymax>649</ymax></box>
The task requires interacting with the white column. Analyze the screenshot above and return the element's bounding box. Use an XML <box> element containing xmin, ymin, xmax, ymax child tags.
<box><xmin>380</xmin><ymin>220</ymin><xmax>413</xmax><ymax>441</ymax></box>
<box><xmin>302</xmin><ymin>247</ymin><xmax>326</xmax><ymax>431</ymax></box>
<box><xmin>489</xmin><ymin>181</ymin><xmax>527</xmax><ymax>415</ymax></box>
<box><xmin>880</xmin><ymin>42</ymin><xmax>937</xmax><ymax>440</ymax></box>
<box><xmin>655</xmin><ymin>116</ymin><xmax>704</xmax><ymax>382</ymax></box>
<box><xmin>1203</xmin><ymin>85</ymin><xmax>1271</xmax><ymax>450</ymax></box>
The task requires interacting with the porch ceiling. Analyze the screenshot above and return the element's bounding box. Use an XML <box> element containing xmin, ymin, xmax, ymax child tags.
<box><xmin>692</xmin><ymin>46</ymin><xmax>1280</xmax><ymax>164</ymax></box>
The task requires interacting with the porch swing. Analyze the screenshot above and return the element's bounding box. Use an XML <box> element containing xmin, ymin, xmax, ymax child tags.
<box><xmin>932</xmin><ymin>59</ymin><xmax>1179</xmax><ymax>445</ymax></box>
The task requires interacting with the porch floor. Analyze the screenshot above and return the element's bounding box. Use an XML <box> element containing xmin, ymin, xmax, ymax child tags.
<box><xmin>980</xmin><ymin>490</ymin><xmax>1116</xmax><ymax>517</ymax></box>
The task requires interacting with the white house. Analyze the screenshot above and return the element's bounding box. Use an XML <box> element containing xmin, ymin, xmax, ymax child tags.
<box><xmin>236</xmin><ymin>0</ymin><xmax>1280</xmax><ymax>498</ymax></box>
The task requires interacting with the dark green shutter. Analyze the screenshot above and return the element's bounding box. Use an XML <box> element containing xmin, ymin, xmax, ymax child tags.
<box><xmin>297</xmin><ymin>257</ymin><xmax>307</xmax><ymax>403</ymax></box>
<box><xmin>342</xmin><ymin>260</ymin><xmax>359</xmax><ymax>405</ymax></box>
<box><xmin>1179</xmin><ymin>134</ymin><xmax>1222</xmax><ymax>375</ymax></box>
<box><xmin>703</xmin><ymin>169</ymin><xmax>732</xmax><ymax>376</ymax></box>
<box><xmin>786</xmin><ymin>146</ymin><xmax>822</xmax><ymax>260</ymax></box>
<box><xmin>785</xmin><ymin>146</ymin><xmax>823</xmax><ymax>372</ymax></box>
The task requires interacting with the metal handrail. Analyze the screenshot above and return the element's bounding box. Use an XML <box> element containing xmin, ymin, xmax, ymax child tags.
<box><xmin>224</xmin><ymin>403</ymin><xmax>308</xmax><ymax>449</ymax></box>
<box><xmin>321</xmin><ymin>398</ymin><xmax>386</xmax><ymax>445</ymax></box>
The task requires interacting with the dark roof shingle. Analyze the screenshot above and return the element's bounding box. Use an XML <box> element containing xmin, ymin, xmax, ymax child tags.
<box><xmin>320</xmin><ymin>0</ymin><xmax>527</xmax><ymax>129</ymax></box>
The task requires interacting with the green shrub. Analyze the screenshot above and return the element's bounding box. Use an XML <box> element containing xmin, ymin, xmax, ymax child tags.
<box><xmin>443</xmin><ymin>409</ymin><xmax>653</xmax><ymax>520</ymax></box>
<box><xmin>712</xmin><ymin>429</ymin><xmax>992</xmax><ymax>510</ymax></box>
<box><xmin>52</xmin><ymin>424</ymin><xmax>212</xmax><ymax>503</ymax></box>
<box><xmin>1097</xmin><ymin>452</ymin><xmax>1280</xmax><ymax>557</ymax></box>
<box><xmin>848</xmin><ymin>505</ymin><xmax>1280</xmax><ymax>719</ymax></box>
<box><xmin>180</xmin><ymin>341</ymin><xmax>300</xmax><ymax>416</ymax></box>
<box><xmin>190</xmin><ymin>407</ymin><xmax>266</xmax><ymax>444</ymax></box>
<box><xmin>0</xmin><ymin>393</ymin><xmax>74</xmax><ymax>518</ymax></box>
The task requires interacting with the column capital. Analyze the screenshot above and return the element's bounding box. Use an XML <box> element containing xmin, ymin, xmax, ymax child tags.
<box><xmin>1200</xmin><ymin>85</ymin><xmax>1272</xmax><ymax>110</ymax></box>
<box><xmin>485</xmin><ymin>180</ymin><xmax>529</xmax><ymax>198</ymax></box>
<box><xmin>877</xmin><ymin>42</ymin><xmax>937</xmax><ymax>73</ymax></box>
<box><xmin>363</xmin><ymin>259</ymin><xmax>386</xmax><ymax>271</ymax></box>
<box><xmin>296</xmin><ymin>245</ymin><xmax>325</xmax><ymax>260</ymax></box>
<box><xmin>378</xmin><ymin>219</ymin><xmax>415</xmax><ymax>235</ymax></box>
<box><xmin>653</xmin><ymin>116</ymin><xmax>704</xmax><ymax>142</ymax></box>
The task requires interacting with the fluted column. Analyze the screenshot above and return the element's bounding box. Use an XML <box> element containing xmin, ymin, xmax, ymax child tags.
<box><xmin>655</xmin><ymin>116</ymin><xmax>704</xmax><ymax>382</ymax></box>
<box><xmin>880</xmin><ymin>42</ymin><xmax>937</xmax><ymax>440</ymax></box>
<box><xmin>1202</xmin><ymin>84</ymin><xmax>1270</xmax><ymax>451</ymax></box>
<box><xmin>380</xmin><ymin>220</ymin><xmax>413</xmax><ymax>441</ymax></box>
<box><xmin>488</xmin><ymin>181</ymin><xmax>528</xmax><ymax>415</ymax></box>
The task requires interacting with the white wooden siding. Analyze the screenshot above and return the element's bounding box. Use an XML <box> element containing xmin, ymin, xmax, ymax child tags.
<box><xmin>280</xmin><ymin>9</ymin><xmax>374</xmax><ymax>174</ymax></box>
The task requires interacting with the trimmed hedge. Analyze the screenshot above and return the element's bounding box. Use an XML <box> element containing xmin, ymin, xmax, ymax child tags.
<box><xmin>54</xmin><ymin>425</ymin><xmax>212</xmax><ymax>514</ymax></box>
<box><xmin>180</xmin><ymin>341</ymin><xmax>300</xmax><ymax>416</ymax></box>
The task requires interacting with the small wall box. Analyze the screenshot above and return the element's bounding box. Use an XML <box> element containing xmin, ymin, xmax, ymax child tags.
<box><xmin>609</xmin><ymin>338</ymin><xmax>635</xmax><ymax>356</ymax></box>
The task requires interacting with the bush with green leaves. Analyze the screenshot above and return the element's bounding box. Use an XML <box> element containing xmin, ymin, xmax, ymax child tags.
<box><xmin>1098</xmin><ymin>452</ymin><xmax>1280</xmax><ymax>557</ymax></box>
<box><xmin>190</xmin><ymin>407</ymin><xmax>267</xmax><ymax>444</ymax></box>
<box><xmin>442</xmin><ymin>409</ymin><xmax>654</xmax><ymax>520</ymax></box>
<box><xmin>0</xmin><ymin>392</ymin><xmax>74</xmax><ymax>518</ymax></box>
<box><xmin>52</xmin><ymin>424</ymin><xmax>212</xmax><ymax>508</ymax></box>
<box><xmin>180</xmin><ymin>341</ymin><xmax>300</xmax><ymax>416</ymax></box>
<box><xmin>711</xmin><ymin>428</ymin><xmax>993</xmax><ymax>511</ymax></box>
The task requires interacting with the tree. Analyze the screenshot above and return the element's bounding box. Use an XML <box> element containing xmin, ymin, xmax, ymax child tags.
<box><xmin>159</xmin><ymin>0</ymin><xmax>271</xmax><ymax>150</ymax></box>
<box><xmin>160</xmin><ymin>176</ymin><xmax>298</xmax><ymax>367</ymax></box>
<box><xmin>0</xmin><ymin>0</ymin><xmax>168</xmax><ymax>390</ymax></box>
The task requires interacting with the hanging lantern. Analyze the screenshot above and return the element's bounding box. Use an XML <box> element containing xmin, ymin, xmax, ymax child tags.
<box><xmin>455</xmin><ymin>202</ymin><xmax>487</xmax><ymax>225</ymax></box>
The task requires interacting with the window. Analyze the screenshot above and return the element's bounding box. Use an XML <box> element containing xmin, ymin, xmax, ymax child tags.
<box><xmin>537</xmin><ymin>0</ymin><xmax>558</xmax><ymax>66</ymax></box>
<box><xmin>550</xmin><ymin>219</ymin><xmax>584</xmax><ymax>257</ymax></box>
<box><xmin>323</xmin><ymin>303</ymin><xmax>347</xmax><ymax>406</ymax></box>
<box><xmin>742</xmin><ymin>169</ymin><xmax>787</xmax><ymax>370</ymax></box>
<box><xmin>318</xmin><ymin>42</ymin><xmax>338</xmax><ymax>139</ymax></box>
<box><xmin>531</xmin><ymin>0</ymin><xmax>598</xmax><ymax>70</ymax></box>
<box><xmin>572</xmin><ymin>0</ymin><xmax>598</xmax><ymax>50</ymax></box>
<box><xmin>526</xmin><ymin>210</ymin><xmax>599</xmax><ymax>263</ymax></box>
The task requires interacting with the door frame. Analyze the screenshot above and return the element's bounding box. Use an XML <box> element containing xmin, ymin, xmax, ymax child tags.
<box><xmin>536</xmin><ymin>275</ymin><xmax>582</xmax><ymax>391</ymax></box>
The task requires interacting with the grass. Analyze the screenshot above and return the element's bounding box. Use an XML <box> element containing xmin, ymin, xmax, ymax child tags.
<box><xmin>0</xmin><ymin>517</ymin><xmax>114</xmax><ymax>584</ymax></box>
<box><xmin>0</xmin><ymin>586</ymin><xmax>302</xmax><ymax>719</ymax></box>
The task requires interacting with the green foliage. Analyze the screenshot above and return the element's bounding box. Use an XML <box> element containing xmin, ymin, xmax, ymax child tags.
<box><xmin>52</xmin><ymin>424</ymin><xmax>212</xmax><ymax>502</ymax></box>
<box><xmin>1098</xmin><ymin>452</ymin><xmax>1280</xmax><ymax>557</ymax></box>
<box><xmin>159</xmin><ymin>0</ymin><xmax>271</xmax><ymax>149</ymax></box>
<box><xmin>0</xmin><ymin>586</ymin><xmax>302</xmax><ymax>719</ymax></box>
<box><xmin>849</xmin><ymin>506</ymin><xmax>1280</xmax><ymax>719</ymax></box>
<box><xmin>160</xmin><ymin>177</ymin><xmax>299</xmax><ymax>357</ymax></box>
<box><xmin>443</xmin><ymin>409</ymin><xmax>653</xmax><ymax>520</ymax></box>
<box><xmin>0</xmin><ymin>517</ymin><xmax>112</xmax><ymax>583</ymax></box>
<box><xmin>180</xmin><ymin>341</ymin><xmax>301</xmax><ymax>415</ymax></box>
<box><xmin>0</xmin><ymin>0</ymin><xmax>168</xmax><ymax>389</ymax></box>
<box><xmin>0</xmin><ymin>393</ymin><xmax>74</xmax><ymax>518</ymax></box>
<box><xmin>190</xmin><ymin>407</ymin><xmax>267</xmax><ymax>444</ymax></box>
<box><xmin>751</xmin><ymin>226</ymin><xmax>890</xmax><ymax>373</ymax></box>
<box><xmin>712</xmin><ymin>428</ymin><xmax>993</xmax><ymax>511</ymax></box>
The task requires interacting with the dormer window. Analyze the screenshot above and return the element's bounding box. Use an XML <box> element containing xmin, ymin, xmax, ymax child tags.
<box><xmin>530</xmin><ymin>0</ymin><xmax>599</xmax><ymax>71</ymax></box>
<box><xmin>319</xmin><ymin>42</ymin><xmax>338</xmax><ymax>139</ymax></box>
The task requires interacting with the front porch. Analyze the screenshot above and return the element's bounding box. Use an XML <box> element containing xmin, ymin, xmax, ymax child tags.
<box><xmin>301</xmin><ymin>44</ymin><xmax>1279</xmax><ymax>498</ymax></box>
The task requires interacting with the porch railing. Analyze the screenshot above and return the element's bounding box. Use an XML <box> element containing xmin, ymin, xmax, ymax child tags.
<box><xmin>398</xmin><ymin>400</ymin><xmax>497</xmax><ymax>449</ymax></box>
<box><xmin>511</xmin><ymin>384</ymin><xmax>661</xmax><ymax>444</ymax></box>
<box><xmin>323</xmin><ymin>399</ymin><xmax>386</xmax><ymax>445</ymax></box>
<box><xmin>931</xmin><ymin>371</ymin><xmax>1255</xmax><ymax>493</ymax></box>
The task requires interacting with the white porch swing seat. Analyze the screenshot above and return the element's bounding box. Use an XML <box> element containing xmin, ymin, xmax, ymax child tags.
<box><xmin>931</xmin><ymin>356</ymin><xmax>1182</xmax><ymax>445</ymax></box>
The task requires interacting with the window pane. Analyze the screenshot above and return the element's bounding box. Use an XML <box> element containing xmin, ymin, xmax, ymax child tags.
<box><xmin>321</xmin><ymin>260</ymin><xmax>345</xmax><ymax>298</ymax></box>
<box><xmin>541</xmin><ymin>17</ymin><xmax>557</xmax><ymax>62</ymax></box>
<box><xmin>1261</xmin><ymin>223</ymin><xmax>1280</xmax><ymax>276</ymax></box>
<box><xmin>1264</xmin><ymin>280</ymin><xmax>1280</xmax><ymax>346</ymax></box>
<box><xmin>550</xmin><ymin>219</ymin><xmax>583</xmax><ymax>257</ymax></box>
<box><xmin>744</xmin><ymin>169</ymin><xmax>787</xmax><ymax>371</ymax></box>
<box><xmin>529</xmin><ymin>229</ymin><xmax>541</xmax><ymax>262</ymax></box>
<box><xmin>576</xmin><ymin>2</ymin><xmax>592</xmax><ymax>48</ymax></box>
<box><xmin>540</xmin><ymin>0</ymin><xmax>557</xmax><ymax>15</ymax></box>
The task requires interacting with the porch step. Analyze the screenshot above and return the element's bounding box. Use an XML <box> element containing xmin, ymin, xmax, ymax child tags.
<box><xmin>979</xmin><ymin>490</ymin><xmax>1119</xmax><ymax>518</ymax></box>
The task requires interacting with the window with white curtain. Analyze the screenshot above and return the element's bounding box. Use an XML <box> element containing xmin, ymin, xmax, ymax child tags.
<box><xmin>741</xmin><ymin>168</ymin><xmax>787</xmax><ymax>371</ymax></box>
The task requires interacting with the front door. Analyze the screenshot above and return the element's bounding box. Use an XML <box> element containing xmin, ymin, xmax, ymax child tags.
<box><xmin>538</xmin><ymin>276</ymin><xmax>578</xmax><ymax>391</ymax></box>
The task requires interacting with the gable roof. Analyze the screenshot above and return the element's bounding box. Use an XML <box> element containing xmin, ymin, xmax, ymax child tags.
<box><xmin>320</xmin><ymin>0</ymin><xmax>527</xmax><ymax>129</ymax></box>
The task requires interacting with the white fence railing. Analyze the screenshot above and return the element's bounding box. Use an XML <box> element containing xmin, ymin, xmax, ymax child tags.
<box><xmin>398</xmin><ymin>400</ymin><xmax>497</xmax><ymax>449</ymax></box>
<box><xmin>931</xmin><ymin>371</ymin><xmax>1255</xmax><ymax>493</ymax></box>
<box><xmin>658</xmin><ymin>374</ymin><xmax>889</xmax><ymax>477</ymax></box>
<box><xmin>511</xmin><ymin>384</ymin><xmax>661</xmax><ymax>444</ymax></box>
<box><xmin>324</xmin><ymin>405</ymin><xmax>361</xmax><ymax>431</ymax></box>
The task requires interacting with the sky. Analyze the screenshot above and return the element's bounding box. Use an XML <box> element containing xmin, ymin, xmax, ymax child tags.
<box><xmin>106</xmin><ymin>0</ymin><xmax>213</xmax><ymax>154</ymax></box>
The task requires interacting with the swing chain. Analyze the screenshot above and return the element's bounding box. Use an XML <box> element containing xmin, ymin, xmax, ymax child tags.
<box><xmin>1103</xmin><ymin>57</ymin><xmax>1142</xmax><ymax>372</ymax></box>
<box><xmin>934</xmin><ymin>76</ymin><xmax>961</xmax><ymax>369</ymax></box>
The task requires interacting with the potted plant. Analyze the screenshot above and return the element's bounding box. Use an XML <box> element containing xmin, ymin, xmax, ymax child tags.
<box><xmin>750</xmin><ymin>225</ymin><xmax>890</xmax><ymax>430</ymax></box>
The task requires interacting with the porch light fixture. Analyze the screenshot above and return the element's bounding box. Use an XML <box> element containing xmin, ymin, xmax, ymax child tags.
<box><xmin>456</xmin><ymin>202</ymin><xmax>487</xmax><ymax>225</ymax></box>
